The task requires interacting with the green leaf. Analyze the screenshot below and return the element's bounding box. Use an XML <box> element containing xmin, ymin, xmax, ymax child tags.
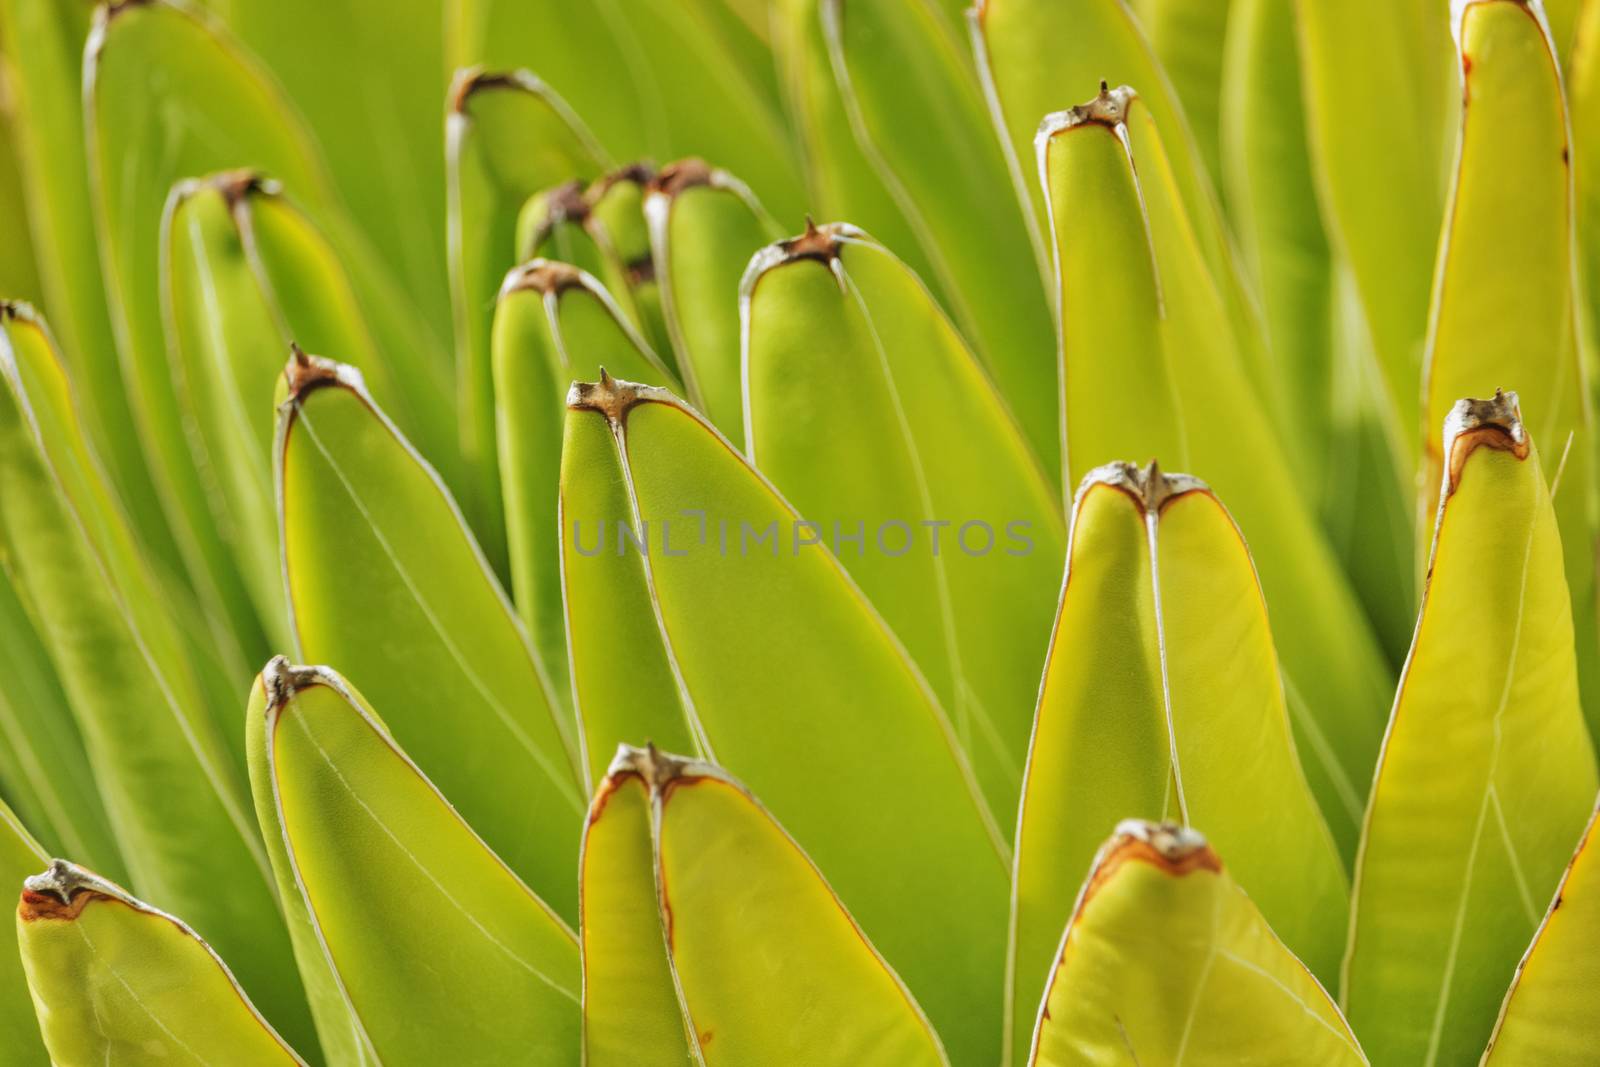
<box><xmin>86</xmin><ymin>0</ymin><xmax>338</xmax><ymax>675</ymax></box>
<box><xmin>250</xmin><ymin>660</ymin><xmax>580</xmax><ymax>1065</ymax></box>
<box><xmin>1295</xmin><ymin>0</ymin><xmax>1456</xmax><ymax>448</ymax></box>
<box><xmin>16</xmin><ymin>860</ymin><xmax>303</xmax><ymax>1065</ymax></box>
<box><xmin>562</xmin><ymin>375</ymin><xmax>1008</xmax><ymax>1065</ymax></box>
<box><xmin>446</xmin><ymin>68</ymin><xmax>610</xmax><ymax>568</ymax></box>
<box><xmin>1421</xmin><ymin>0</ymin><xmax>1598</xmax><ymax>737</ymax></box>
<box><xmin>0</xmin><ymin>305</ymin><xmax>312</xmax><ymax>1051</ymax></box>
<box><xmin>616</xmin><ymin>746</ymin><xmax>949</xmax><ymax>1065</ymax></box>
<box><xmin>1006</xmin><ymin>462</ymin><xmax>1348</xmax><ymax>1065</ymax></box>
<box><xmin>494</xmin><ymin>263</ymin><xmax>679</xmax><ymax>730</ymax></box>
<box><xmin>1130</xmin><ymin>0</ymin><xmax>1230</xmax><ymax>193</ymax></box>
<box><xmin>450</xmin><ymin>0</ymin><xmax>805</xmax><ymax>222</ymax></box>
<box><xmin>644</xmin><ymin>159</ymin><xmax>781</xmax><ymax>446</ymax></box>
<box><xmin>517</xmin><ymin>181</ymin><xmax>611</xmax><ymax>278</ymax></box>
<box><xmin>276</xmin><ymin>351</ymin><xmax>584</xmax><ymax>921</ymax></box>
<box><xmin>160</xmin><ymin>173</ymin><xmax>459</xmax><ymax>654</ymax></box>
<box><xmin>0</xmin><ymin>799</ymin><xmax>48</xmax><ymax>1066</ymax></box>
<box><xmin>1482</xmin><ymin>794</ymin><xmax>1600</xmax><ymax>1064</ymax></box>
<box><xmin>1028</xmin><ymin>821</ymin><xmax>1365</xmax><ymax>1066</ymax></box>
<box><xmin>1038</xmin><ymin>87</ymin><xmax>1391</xmax><ymax>858</ymax></box>
<box><xmin>1343</xmin><ymin>393</ymin><xmax>1600</xmax><ymax>1066</ymax></box>
<box><xmin>814</xmin><ymin>0</ymin><xmax>1058</xmax><ymax>472</ymax></box>
<box><xmin>0</xmin><ymin>563</ymin><xmax>122</xmax><ymax>880</ymax></box>
<box><xmin>578</xmin><ymin>753</ymin><xmax>692</xmax><ymax>1065</ymax></box>
<box><xmin>202</xmin><ymin>0</ymin><xmax>454</xmax><ymax>338</ymax></box>
<box><xmin>586</xmin><ymin>166</ymin><xmax>676</xmax><ymax>364</ymax></box>
<box><xmin>0</xmin><ymin>0</ymin><xmax>169</xmax><ymax>566</ymax></box>
<box><xmin>741</xmin><ymin>223</ymin><xmax>1066</xmax><ymax>824</ymax></box>
<box><xmin>1220</xmin><ymin>0</ymin><xmax>1417</xmax><ymax>660</ymax></box>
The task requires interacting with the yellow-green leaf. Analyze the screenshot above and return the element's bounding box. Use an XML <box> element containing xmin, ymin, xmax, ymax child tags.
<box><xmin>644</xmin><ymin>159</ymin><xmax>781</xmax><ymax>446</ymax></box>
<box><xmin>1343</xmin><ymin>393</ymin><xmax>1600</xmax><ymax>1066</ymax></box>
<box><xmin>742</xmin><ymin>222</ymin><xmax>1065</xmax><ymax>825</ymax></box>
<box><xmin>250</xmin><ymin>660</ymin><xmax>580</xmax><ymax>1065</ymax></box>
<box><xmin>446</xmin><ymin>68</ymin><xmax>610</xmax><ymax>571</ymax></box>
<box><xmin>0</xmin><ymin>800</ymin><xmax>47</xmax><ymax>1066</ymax></box>
<box><xmin>1038</xmin><ymin>86</ymin><xmax>1391</xmax><ymax>857</ymax></box>
<box><xmin>1421</xmin><ymin>0</ymin><xmax>1597</xmax><ymax>733</ymax></box>
<box><xmin>1482</xmin><ymin>795</ymin><xmax>1600</xmax><ymax>1064</ymax></box>
<box><xmin>586</xmin><ymin>165</ymin><xmax>675</xmax><ymax>362</ymax></box>
<box><xmin>1028</xmin><ymin>821</ymin><xmax>1365</xmax><ymax>1066</ymax></box>
<box><xmin>562</xmin><ymin>375</ymin><xmax>1008</xmax><ymax>1065</ymax></box>
<box><xmin>276</xmin><ymin>351</ymin><xmax>584</xmax><ymax>921</ymax></box>
<box><xmin>0</xmin><ymin>305</ymin><xmax>311</xmax><ymax>1051</ymax></box>
<box><xmin>494</xmin><ymin>264</ymin><xmax>679</xmax><ymax>729</ymax></box>
<box><xmin>16</xmin><ymin>860</ymin><xmax>302</xmax><ymax>1065</ymax></box>
<box><xmin>1007</xmin><ymin>462</ymin><xmax>1348</xmax><ymax>1065</ymax></box>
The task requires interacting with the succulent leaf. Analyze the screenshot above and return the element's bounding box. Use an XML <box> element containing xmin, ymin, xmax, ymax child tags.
<box><xmin>16</xmin><ymin>859</ymin><xmax>304</xmax><ymax>1064</ymax></box>
<box><xmin>742</xmin><ymin>222</ymin><xmax>1066</xmax><ymax>824</ymax></box>
<box><xmin>0</xmin><ymin>800</ymin><xmax>48</xmax><ymax>1065</ymax></box>
<box><xmin>249</xmin><ymin>660</ymin><xmax>580</xmax><ymax>1065</ymax></box>
<box><xmin>1007</xmin><ymin>463</ymin><xmax>1348</xmax><ymax>1065</ymax></box>
<box><xmin>275</xmin><ymin>350</ymin><xmax>585</xmax><ymax>920</ymax></box>
<box><xmin>562</xmin><ymin>376</ymin><xmax>1008</xmax><ymax>1065</ymax></box>
<box><xmin>1343</xmin><ymin>393</ymin><xmax>1600</xmax><ymax>1065</ymax></box>
<box><xmin>1027</xmin><ymin>821</ymin><xmax>1365</xmax><ymax>1066</ymax></box>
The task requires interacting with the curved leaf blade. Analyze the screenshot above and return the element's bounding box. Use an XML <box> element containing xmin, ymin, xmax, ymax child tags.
<box><xmin>1343</xmin><ymin>393</ymin><xmax>1600</xmax><ymax>1066</ymax></box>
<box><xmin>0</xmin><ymin>800</ymin><xmax>47</xmax><ymax>1066</ymax></box>
<box><xmin>276</xmin><ymin>351</ymin><xmax>583</xmax><ymax>921</ymax></box>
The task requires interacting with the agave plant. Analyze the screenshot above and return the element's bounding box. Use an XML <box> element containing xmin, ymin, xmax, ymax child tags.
<box><xmin>1</xmin><ymin>0</ymin><xmax>1598</xmax><ymax>1062</ymax></box>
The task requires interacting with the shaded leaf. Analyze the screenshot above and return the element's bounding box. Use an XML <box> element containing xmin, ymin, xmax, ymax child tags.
<box><xmin>0</xmin><ymin>799</ymin><xmax>47</xmax><ymax>1066</ymax></box>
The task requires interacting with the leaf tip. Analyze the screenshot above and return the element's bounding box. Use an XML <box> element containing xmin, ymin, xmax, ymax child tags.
<box><xmin>279</xmin><ymin>344</ymin><xmax>361</xmax><ymax>405</ymax></box>
<box><xmin>1035</xmin><ymin>83</ymin><xmax>1139</xmax><ymax>149</ymax></box>
<box><xmin>1443</xmin><ymin>388</ymin><xmax>1528</xmax><ymax>491</ymax></box>
<box><xmin>647</xmin><ymin>157</ymin><xmax>718</xmax><ymax>199</ymax></box>
<box><xmin>566</xmin><ymin>370</ymin><xmax>674</xmax><ymax>426</ymax></box>
<box><xmin>18</xmin><ymin>860</ymin><xmax>122</xmax><ymax>922</ymax></box>
<box><xmin>499</xmin><ymin>258</ymin><xmax>587</xmax><ymax>300</ymax></box>
<box><xmin>1076</xmin><ymin>459</ymin><xmax>1208</xmax><ymax>515</ymax></box>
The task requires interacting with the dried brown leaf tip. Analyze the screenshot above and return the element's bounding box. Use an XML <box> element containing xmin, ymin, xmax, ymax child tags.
<box><xmin>501</xmin><ymin>258</ymin><xmax>587</xmax><ymax>299</ymax></box>
<box><xmin>566</xmin><ymin>368</ymin><xmax>674</xmax><ymax>426</ymax></box>
<box><xmin>18</xmin><ymin>859</ymin><xmax>122</xmax><ymax>922</ymax></box>
<box><xmin>1078</xmin><ymin>459</ymin><xmax>1208</xmax><ymax>515</ymax></box>
<box><xmin>607</xmin><ymin>742</ymin><xmax>696</xmax><ymax>793</ymax></box>
<box><xmin>649</xmin><ymin>158</ymin><xmax>717</xmax><ymax>199</ymax></box>
<box><xmin>1082</xmin><ymin>821</ymin><xmax>1220</xmax><ymax>903</ymax></box>
<box><xmin>262</xmin><ymin>655</ymin><xmax>329</xmax><ymax>712</ymax></box>
<box><xmin>1443</xmin><ymin>388</ymin><xmax>1529</xmax><ymax>493</ymax></box>
<box><xmin>1037</xmin><ymin>82</ymin><xmax>1139</xmax><ymax>146</ymax></box>
<box><xmin>448</xmin><ymin>66</ymin><xmax>530</xmax><ymax>113</ymax></box>
<box><xmin>589</xmin><ymin>162</ymin><xmax>657</xmax><ymax>201</ymax></box>
<box><xmin>280</xmin><ymin>343</ymin><xmax>349</xmax><ymax>402</ymax></box>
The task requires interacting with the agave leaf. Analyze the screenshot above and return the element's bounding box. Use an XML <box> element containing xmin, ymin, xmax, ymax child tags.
<box><xmin>495</xmin><ymin>263</ymin><xmax>679</xmax><ymax>728</ymax></box>
<box><xmin>644</xmin><ymin>160</ymin><xmax>782</xmax><ymax>446</ymax></box>
<box><xmin>0</xmin><ymin>93</ymin><xmax>39</xmax><ymax>305</ymax></box>
<box><xmin>0</xmin><ymin>0</ymin><xmax>166</xmax><ymax>562</ymax></box>
<box><xmin>559</xmin><ymin>401</ymin><xmax>700</xmax><ymax>784</ymax></box>
<box><xmin>1028</xmin><ymin>821</ymin><xmax>1365</xmax><ymax>1066</ymax></box>
<box><xmin>86</xmin><ymin>0</ymin><xmax>339</xmax><ymax>672</ymax></box>
<box><xmin>771</xmin><ymin>0</ymin><xmax>935</xmax><ymax>289</ymax></box>
<box><xmin>517</xmin><ymin>181</ymin><xmax>612</xmax><ymax>279</ymax></box>
<box><xmin>1295</xmin><ymin>0</ymin><xmax>1456</xmax><ymax>447</ymax></box>
<box><xmin>579</xmin><ymin>755</ymin><xmax>692</xmax><ymax>1065</ymax></box>
<box><xmin>1221</xmin><ymin>0</ymin><xmax>1417</xmax><ymax>659</ymax></box>
<box><xmin>813</xmin><ymin>0</ymin><xmax>1058</xmax><ymax>472</ymax></box>
<box><xmin>1544</xmin><ymin>0</ymin><xmax>1582</xmax><ymax>58</ymax></box>
<box><xmin>446</xmin><ymin>68</ymin><xmax>610</xmax><ymax>566</ymax></box>
<box><xmin>251</xmin><ymin>661</ymin><xmax>580</xmax><ymax>1064</ymax></box>
<box><xmin>450</xmin><ymin>0</ymin><xmax>804</xmax><ymax>221</ymax></box>
<box><xmin>585</xmin><ymin>165</ymin><xmax>676</xmax><ymax>361</ymax></box>
<box><xmin>201</xmin><ymin>0</ymin><xmax>453</xmax><ymax>336</ymax></box>
<box><xmin>632</xmin><ymin>746</ymin><xmax>950</xmax><ymax>1065</ymax></box>
<box><xmin>0</xmin><ymin>305</ymin><xmax>311</xmax><ymax>1050</ymax></box>
<box><xmin>971</xmin><ymin>0</ymin><xmax>1236</xmax><ymax>316</ymax></box>
<box><xmin>563</xmin><ymin>375</ymin><xmax>1008</xmax><ymax>1065</ymax></box>
<box><xmin>0</xmin><ymin>566</ymin><xmax>122</xmax><ymax>880</ymax></box>
<box><xmin>1575</xmin><ymin>0</ymin><xmax>1600</xmax><ymax>391</ymax></box>
<box><xmin>0</xmin><ymin>799</ymin><xmax>47</xmax><ymax>1065</ymax></box>
<box><xmin>1007</xmin><ymin>463</ymin><xmax>1348</xmax><ymax>1065</ymax></box>
<box><xmin>1482</xmin><ymin>794</ymin><xmax>1600</xmax><ymax>1063</ymax></box>
<box><xmin>1039</xmin><ymin>88</ymin><xmax>1391</xmax><ymax>857</ymax></box>
<box><xmin>742</xmin><ymin>223</ymin><xmax>1065</xmax><ymax>824</ymax></box>
<box><xmin>1423</xmin><ymin>0</ymin><xmax>1598</xmax><ymax>731</ymax></box>
<box><xmin>1130</xmin><ymin>0</ymin><xmax>1230</xmax><ymax>191</ymax></box>
<box><xmin>1343</xmin><ymin>394</ymin><xmax>1600</xmax><ymax>1065</ymax></box>
<box><xmin>276</xmin><ymin>351</ymin><xmax>584</xmax><ymax>920</ymax></box>
<box><xmin>243</xmin><ymin>668</ymin><xmax>370</xmax><ymax>1067</ymax></box>
<box><xmin>17</xmin><ymin>860</ymin><xmax>303</xmax><ymax>1064</ymax></box>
